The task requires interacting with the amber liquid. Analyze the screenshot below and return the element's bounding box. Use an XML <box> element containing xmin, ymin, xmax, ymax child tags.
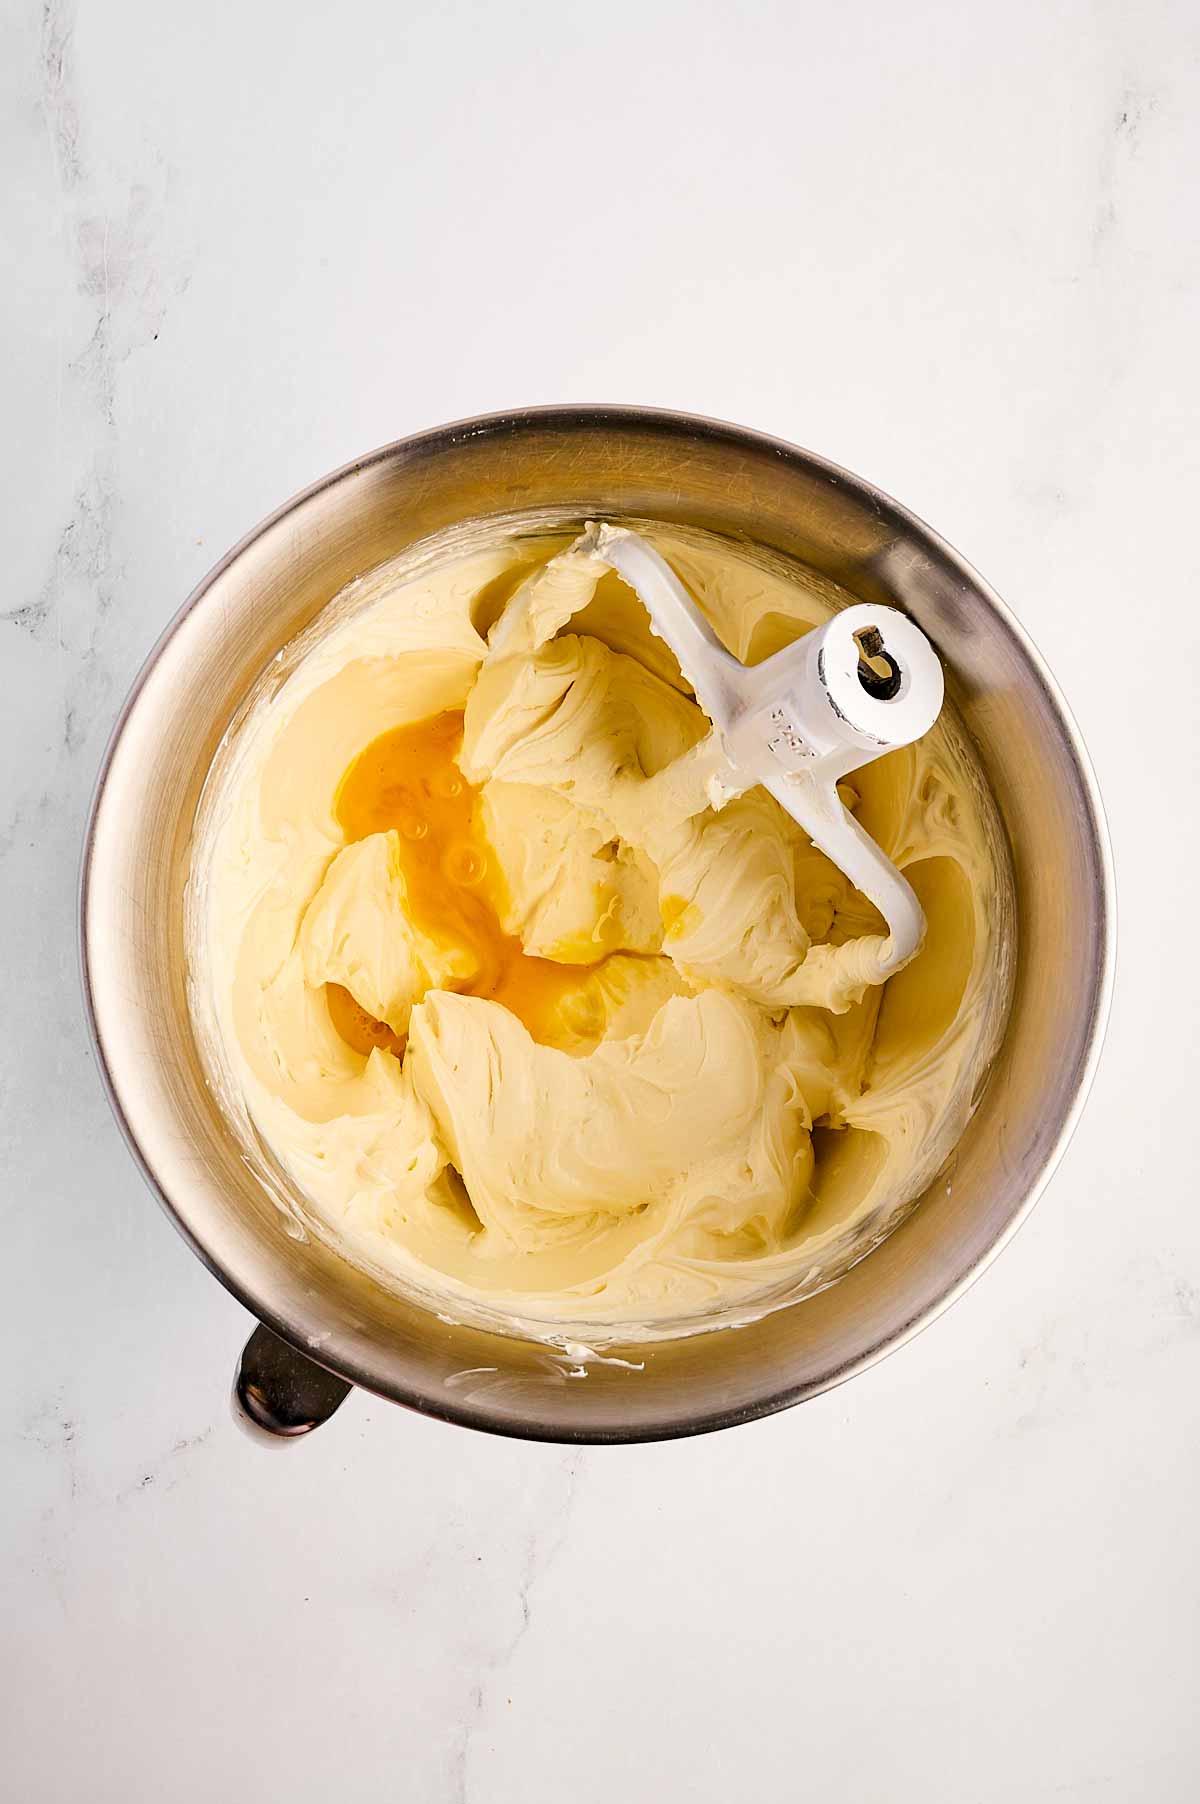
<box><xmin>325</xmin><ymin>978</ymin><xmax>406</xmax><ymax>1058</ymax></box>
<box><xmin>328</xmin><ymin>710</ymin><xmax>603</xmax><ymax>1053</ymax></box>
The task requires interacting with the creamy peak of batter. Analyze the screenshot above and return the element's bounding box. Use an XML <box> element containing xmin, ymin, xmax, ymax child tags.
<box><xmin>191</xmin><ymin>518</ymin><xmax>1012</xmax><ymax>1339</ymax></box>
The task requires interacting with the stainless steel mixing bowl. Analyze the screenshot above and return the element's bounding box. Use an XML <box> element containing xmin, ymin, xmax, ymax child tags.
<box><xmin>81</xmin><ymin>407</ymin><xmax>1114</xmax><ymax>1442</ymax></box>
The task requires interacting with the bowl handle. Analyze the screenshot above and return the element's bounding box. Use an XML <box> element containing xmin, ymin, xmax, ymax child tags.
<box><xmin>232</xmin><ymin>1322</ymin><xmax>353</xmax><ymax>1442</ymax></box>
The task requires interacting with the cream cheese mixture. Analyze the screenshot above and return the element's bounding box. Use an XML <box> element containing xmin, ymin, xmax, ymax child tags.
<box><xmin>190</xmin><ymin>517</ymin><xmax>1012</xmax><ymax>1339</ymax></box>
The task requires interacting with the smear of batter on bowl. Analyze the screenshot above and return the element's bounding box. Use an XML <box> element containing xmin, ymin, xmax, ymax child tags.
<box><xmin>191</xmin><ymin>517</ymin><xmax>1012</xmax><ymax>1340</ymax></box>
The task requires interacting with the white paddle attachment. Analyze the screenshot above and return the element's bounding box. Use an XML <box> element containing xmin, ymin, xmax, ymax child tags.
<box><xmin>590</xmin><ymin>525</ymin><xmax>944</xmax><ymax>979</ymax></box>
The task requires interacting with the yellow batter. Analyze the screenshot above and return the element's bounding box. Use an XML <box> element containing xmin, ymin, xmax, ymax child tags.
<box><xmin>191</xmin><ymin>517</ymin><xmax>1012</xmax><ymax>1338</ymax></box>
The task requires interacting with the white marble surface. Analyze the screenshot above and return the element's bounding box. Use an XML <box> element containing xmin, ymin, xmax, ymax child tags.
<box><xmin>3</xmin><ymin>0</ymin><xmax>1198</xmax><ymax>1796</ymax></box>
